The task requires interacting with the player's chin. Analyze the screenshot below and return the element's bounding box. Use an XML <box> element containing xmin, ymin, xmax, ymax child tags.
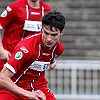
<box><xmin>31</xmin><ymin>0</ymin><xmax>38</xmax><ymax>2</ymax></box>
<box><xmin>45</xmin><ymin>43</ymin><xmax>54</xmax><ymax>49</ymax></box>
<box><xmin>45</xmin><ymin>45</ymin><xmax>52</xmax><ymax>49</ymax></box>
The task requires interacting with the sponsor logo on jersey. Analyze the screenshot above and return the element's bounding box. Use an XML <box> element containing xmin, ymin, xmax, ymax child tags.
<box><xmin>29</xmin><ymin>61</ymin><xmax>50</xmax><ymax>71</ymax></box>
<box><xmin>31</xmin><ymin>12</ymin><xmax>40</xmax><ymax>15</ymax></box>
<box><xmin>15</xmin><ymin>51</ymin><xmax>23</xmax><ymax>60</ymax></box>
<box><xmin>7</xmin><ymin>6</ymin><xmax>12</xmax><ymax>12</ymax></box>
<box><xmin>20</xmin><ymin>46</ymin><xmax>29</xmax><ymax>53</ymax></box>
<box><xmin>1</xmin><ymin>10</ymin><xmax>7</xmax><ymax>17</ymax></box>
<box><xmin>42</xmin><ymin>53</ymin><xmax>50</xmax><ymax>56</ymax></box>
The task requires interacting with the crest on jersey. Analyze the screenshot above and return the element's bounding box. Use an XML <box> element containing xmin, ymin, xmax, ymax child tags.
<box><xmin>1</xmin><ymin>10</ymin><xmax>7</xmax><ymax>17</ymax></box>
<box><xmin>15</xmin><ymin>51</ymin><xmax>23</xmax><ymax>60</ymax></box>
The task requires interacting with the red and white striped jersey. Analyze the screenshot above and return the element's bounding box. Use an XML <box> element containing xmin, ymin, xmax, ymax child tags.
<box><xmin>4</xmin><ymin>33</ymin><xmax>64</xmax><ymax>91</ymax></box>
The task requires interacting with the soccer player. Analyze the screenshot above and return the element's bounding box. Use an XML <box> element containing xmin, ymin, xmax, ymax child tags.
<box><xmin>0</xmin><ymin>11</ymin><xmax>65</xmax><ymax>100</ymax></box>
<box><xmin>0</xmin><ymin>0</ymin><xmax>52</xmax><ymax>71</ymax></box>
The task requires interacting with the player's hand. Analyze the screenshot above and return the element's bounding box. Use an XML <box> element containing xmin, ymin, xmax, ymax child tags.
<box><xmin>35</xmin><ymin>90</ymin><xmax>46</xmax><ymax>100</ymax></box>
<box><xmin>25</xmin><ymin>90</ymin><xmax>46</xmax><ymax>100</ymax></box>
<box><xmin>0</xmin><ymin>48</ymin><xmax>11</xmax><ymax>62</ymax></box>
<box><xmin>49</xmin><ymin>61</ymin><xmax>56</xmax><ymax>69</ymax></box>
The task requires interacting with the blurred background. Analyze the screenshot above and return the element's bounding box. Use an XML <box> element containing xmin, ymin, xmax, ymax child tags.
<box><xmin>1</xmin><ymin>0</ymin><xmax>100</xmax><ymax>100</ymax></box>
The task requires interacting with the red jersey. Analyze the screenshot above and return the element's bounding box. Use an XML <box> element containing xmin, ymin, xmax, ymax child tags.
<box><xmin>0</xmin><ymin>0</ymin><xmax>52</xmax><ymax>53</ymax></box>
<box><xmin>4</xmin><ymin>33</ymin><xmax>64</xmax><ymax>91</ymax></box>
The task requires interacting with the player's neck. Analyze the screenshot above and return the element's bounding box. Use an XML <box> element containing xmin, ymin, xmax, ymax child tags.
<box><xmin>27</xmin><ymin>0</ymin><xmax>40</xmax><ymax>8</ymax></box>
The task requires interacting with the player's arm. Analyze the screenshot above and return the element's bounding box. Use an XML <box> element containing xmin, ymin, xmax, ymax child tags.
<box><xmin>49</xmin><ymin>40</ymin><xmax>64</xmax><ymax>69</ymax></box>
<box><xmin>0</xmin><ymin>39</ymin><xmax>46</xmax><ymax>100</ymax></box>
<box><xmin>0</xmin><ymin>65</ymin><xmax>46</xmax><ymax>100</ymax></box>
<box><xmin>49</xmin><ymin>60</ymin><xmax>56</xmax><ymax>69</ymax></box>
<box><xmin>0</xmin><ymin>29</ymin><xmax>11</xmax><ymax>62</ymax></box>
<box><xmin>0</xmin><ymin>4</ymin><xmax>16</xmax><ymax>61</ymax></box>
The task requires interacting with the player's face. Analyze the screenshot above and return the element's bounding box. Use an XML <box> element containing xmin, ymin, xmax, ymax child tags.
<box><xmin>42</xmin><ymin>25</ymin><xmax>64</xmax><ymax>49</ymax></box>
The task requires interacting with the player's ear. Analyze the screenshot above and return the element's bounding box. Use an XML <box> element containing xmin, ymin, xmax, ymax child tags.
<box><xmin>60</xmin><ymin>29</ymin><xmax>64</xmax><ymax>36</ymax></box>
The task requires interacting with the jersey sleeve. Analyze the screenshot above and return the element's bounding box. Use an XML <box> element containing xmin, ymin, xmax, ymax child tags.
<box><xmin>0</xmin><ymin>3</ymin><xmax>17</xmax><ymax>29</ymax></box>
<box><xmin>55</xmin><ymin>40</ymin><xmax>64</xmax><ymax>58</ymax></box>
<box><xmin>4</xmin><ymin>42</ymin><xmax>31</xmax><ymax>74</ymax></box>
<box><xmin>50</xmin><ymin>40</ymin><xmax>64</xmax><ymax>64</ymax></box>
<box><xmin>4</xmin><ymin>35</ymin><xmax>38</xmax><ymax>74</ymax></box>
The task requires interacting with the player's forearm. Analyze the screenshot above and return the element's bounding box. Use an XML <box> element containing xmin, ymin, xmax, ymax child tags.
<box><xmin>0</xmin><ymin>75</ymin><xmax>44</xmax><ymax>99</ymax></box>
<box><xmin>0</xmin><ymin>72</ymin><xmax>30</xmax><ymax>98</ymax></box>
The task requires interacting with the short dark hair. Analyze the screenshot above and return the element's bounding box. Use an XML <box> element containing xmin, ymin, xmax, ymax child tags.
<box><xmin>42</xmin><ymin>11</ymin><xmax>65</xmax><ymax>32</ymax></box>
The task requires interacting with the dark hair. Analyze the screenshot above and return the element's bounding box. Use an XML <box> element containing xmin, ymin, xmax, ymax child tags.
<box><xmin>42</xmin><ymin>11</ymin><xmax>65</xmax><ymax>32</ymax></box>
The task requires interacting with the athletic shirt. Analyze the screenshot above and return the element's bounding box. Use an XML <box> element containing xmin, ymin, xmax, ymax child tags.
<box><xmin>0</xmin><ymin>0</ymin><xmax>52</xmax><ymax>53</ymax></box>
<box><xmin>4</xmin><ymin>33</ymin><xmax>64</xmax><ymax>91</ymax></box>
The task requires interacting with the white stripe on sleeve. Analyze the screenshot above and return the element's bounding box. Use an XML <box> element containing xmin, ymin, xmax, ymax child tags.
<box><xmin>4</xmin><ymin>63</ymin><xmax>16</xmax><ymax>74</ymax></box>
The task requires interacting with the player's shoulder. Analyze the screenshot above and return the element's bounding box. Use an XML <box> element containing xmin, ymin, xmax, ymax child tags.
<box><xmin>9</xmin><ymin>0</ymin><xmax>26</xmax><ymax>9</ymax></box>
<box><xmin>55</xmin><ymin>40</ymin><xmax>64</xmax><ymax>56</ymax></box>
<box><xmin>15</xmin><ymin>34</ymin><xmax>40</xmax><ymax>53</ymax></box>
<box><xmin>40</xmin><ymin>1</ymin><xmax>52</xmax><ymax>10</ymax></box>
<box><xmin>21</xmin><ymin>33</ymin><xmax>41</xmax><ymax>48</ymax></box>
<box><xmin>57</xmin><ymin>40</ymin><xmax>64</xmax><ymax>49</ymax></box>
